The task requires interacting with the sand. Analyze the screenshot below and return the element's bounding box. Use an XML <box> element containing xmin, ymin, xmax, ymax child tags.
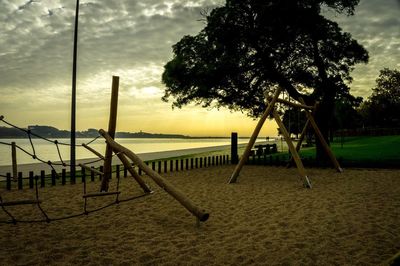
<box><xmin>1</xmin><ymin>165</ymin><xmax>399</xmax><ymax>265</ymax></box>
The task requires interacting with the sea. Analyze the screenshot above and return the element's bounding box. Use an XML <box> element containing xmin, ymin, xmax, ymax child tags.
<box><xmin>0</xmin><ymin>137</ymin><xmax>282</xmax><ymax>166</ymax></box>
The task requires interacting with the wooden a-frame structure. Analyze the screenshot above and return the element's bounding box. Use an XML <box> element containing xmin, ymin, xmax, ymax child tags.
<box><xmin>228</xmin><ymin>87</ymin><xmax>343</xmax><ymax>187</ymax></box>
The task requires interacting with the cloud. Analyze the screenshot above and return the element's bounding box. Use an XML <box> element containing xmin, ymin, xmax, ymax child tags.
<box><xmin>0</xmin><ymin>0</ymin><xmax>398</xmax><ymax>135</ymax></box>
<box><xmin>325</xmin><ymin>0</ymin><xmax>400</xmax><ymax>97</ymax></box>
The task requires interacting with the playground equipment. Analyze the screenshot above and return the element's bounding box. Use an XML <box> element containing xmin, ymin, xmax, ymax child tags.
<box><xmin>228</xmin><ymin>87</ymin><xmax>343</xmax><ymax>187</ymax></box>
<box><xmin>0</xmin><ymin>76</ymin><xmax>209</xmax><ymax>223</ymax></box>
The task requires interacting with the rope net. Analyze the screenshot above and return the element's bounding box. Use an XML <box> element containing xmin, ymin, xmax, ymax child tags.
<box><xmin>0</xmin><ymin>115</ymin><xmax>150</xmax><ymax>224</ymax></box>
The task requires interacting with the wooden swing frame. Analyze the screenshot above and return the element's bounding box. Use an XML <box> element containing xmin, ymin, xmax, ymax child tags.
<box><xmin>228</xmin><ymin>88</ymin><xmax>343</xmax><ymax>187</ymax></box>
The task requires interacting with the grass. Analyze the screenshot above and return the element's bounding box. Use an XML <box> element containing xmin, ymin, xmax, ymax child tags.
<box><xmin>299</xmin><ymin>135</ymin><xmax>400</xmax><ymax>162</ymax></box>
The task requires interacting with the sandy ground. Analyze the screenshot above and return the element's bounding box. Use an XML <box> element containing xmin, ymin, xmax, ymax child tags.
<box><xmin>0</xmin><ymin>165</ymin><xmax>399</xmax><ymax>265</ymax></box>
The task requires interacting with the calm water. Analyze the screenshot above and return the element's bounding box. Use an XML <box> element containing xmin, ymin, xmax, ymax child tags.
<box><xmin>0</xmin><ymin>137</ymin><xmax>277</xmax><ymax>166</ymax></box>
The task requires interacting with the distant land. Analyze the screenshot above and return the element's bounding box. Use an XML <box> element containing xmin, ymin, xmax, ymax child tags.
<box><xmin>0</xmin><ymin>125</ymin><xmax>192</xmax><ymax>139</ymax></box>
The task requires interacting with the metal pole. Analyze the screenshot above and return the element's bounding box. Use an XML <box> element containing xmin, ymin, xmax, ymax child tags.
<box><xmin>70</xmin><ymin>0</ymin><xmax>80</xmax><ymax>183</ymax></box>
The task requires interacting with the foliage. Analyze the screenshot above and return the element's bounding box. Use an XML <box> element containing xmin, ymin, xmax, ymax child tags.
<box><xmin>332</xmin><ymin>93</ymin><xmax>363</xmax><ymax>130</ymax></box>
<box><xmin>162</xmin><ymin>0</ymin><xmax>368</xmax><ymax>119</ymax></box>
<box><xmin>360</xmin><ymin>68</ymin><xmax>400</xmax><ymax>127</ymax></box>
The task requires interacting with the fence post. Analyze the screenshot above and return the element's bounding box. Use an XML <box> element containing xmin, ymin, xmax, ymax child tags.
<box><xmin>185</xmin><ymin>159</ymin><xmax>189</xmax><ymax>170</ymax></box>
<box><xmin>123</xmin><ymin>165</ymin><xmax>128</xmax><ymax>177</ymax></box>
<box><xmin>40</xmin><ymin>170</ymin><xmax>45</xmax><ymax>188</ymax></box>
<box><xmin>116</xmin><ymin>165</ymin><xmax>120</xmax><ymax>179</ymax></box>
<box><xmin>29</xmin><ymin>171</ymin><xmax>34</xmax><ymax>189</ymax></box>
<box><xmin>200</xmin><ymin>157</ymin><xmax>203</xmax><ymax>168</ymax></box>
<box><xmin>99</xmin><ymin>166</ymin><xmax>104</xmax><ymax>180</ymax></box>
<box><xmin>180</xmin><ymin>159</ymin><xmax>184</xmax><ymax>171</ymax></box>
<box><xmin>231</xmin><ymin>132</ymin><xmax>239</xmax><ymax>164</ymax></box>
<box><xmin>91</xmin><ymin>166</ymin><xmax>95</xmax><ymax>181</ymax></box>
<box><xmin>62</xmin><ymin>169</ymin><xmax>66</xmax><ymax>185</ymax></box>
<box><xmin>51</xmin><ymin>170</ymin><xmax>56</xmax><ymax>186</ymax></box>
<box><xmin>190</xmin><ymin>158</ymin><xmax>194</xmax><ymax>169</ymax></box>
<box><xmin>175</xmin><ymin>160</ymin><xmax>179</xmax><ymax>172</ymax></box>
<box><xmin>18</xmin><ymin>172</ymin><xmax>23</xmax><ymax>190</ymax></box>
<box><xmin>170</xmin><ymin>160</ymin><xmax>173</xmax><ymax>172</ymax></box>
<box><xmin>11</xmin><ymin>142</ymin><xmax>17</xmax><ymax>181</ymax></box>
<box><xmin>195</xmin><ymin>158</ymin><xmax>198</xmax><ymax>168</ymax></box>
<box><xmin>6</xmin><ymin>173</ymin><xmax>11</xmax><ymax>190</ymax></box>
<box><xmin>81</xmin><ymin>166</ymin><xmax>86</xmax><ymax>183</ymax></box>
<box><xmin>157</xmin><ymin>161</ymin><xmax>161</xmax><ymax>173</ymax></box>
<box><xmin>164</xmin><ymin>161</ymin><xmax>167</xmax><ymax>173</ymax></box>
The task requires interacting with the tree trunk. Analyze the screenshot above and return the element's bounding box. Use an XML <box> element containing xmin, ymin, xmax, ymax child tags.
<box><xmin>315</xmin><ymin>93</ymin><xmax>335</xmax><ymax>162</ymax></box>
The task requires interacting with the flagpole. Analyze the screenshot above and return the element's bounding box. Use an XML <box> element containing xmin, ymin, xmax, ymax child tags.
<box><xmin>70</xmin><ymin>0</ymin><xmax>79</xmax><ymax>183</ymax></box>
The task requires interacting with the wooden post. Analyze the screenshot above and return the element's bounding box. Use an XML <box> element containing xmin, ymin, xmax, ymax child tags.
<box><xmin>18</xmin><ymin>172</ymin><xmax>23</xmax><ymax>190</ymax></box>
<box><xmin>101</xmin><ymin>76</ymin><xmax>119</xmax><ymax>192</ymax></box>
<box><xmin>273</xmin><ymin>110</ymin><xmax>312</xmax><ymax>188</ymax></box>
<box><xmin>298</xmin><ymin>98</ymin><xmax>343</xmax><ymax>172</ymax></box>
<box><xmin>6</xmin><ymin>173</ymin><xmax>11</xmax><ymax>190</ymax></box>
<box><xmin>230</xmin><ymin>132</ymin><xmax>238</xmax><ymax>164</ymax></box>
<box><xmin>11</xmin><ymin>142</ymin><xmax>17</xmax><ymax>181</ymax></box>
<box><xmin>116</xmin><ymin>153</ymin><xmax>151</xmax><ymax>193</ymax></box>
<box><xmin>228</xmin><ymin>87</ymin><xmax>282</xmax><ymax>183</ymax></box>
<box><xmin>51</xmin><ymin>170</ymin><xmax>56</xmax><ymax>186</ymax></box>
<box><xmin>40</xmin><ymin>170</ymin><xmax>45</xmax><ymax>188</ymax></box>
<box><xmin>99</xmin><ymin>129</ymin><xmax>209</xmax><ymax>222</ymax></box>
<box><xmin>62</xmin><ymin>169</ymin><xmax>66</xmax><ymax>185</ymax></box>
<box><xmin>29</xmin><ymin>171</ymin><xmax>34</xmax><ymax>189</ymax></box>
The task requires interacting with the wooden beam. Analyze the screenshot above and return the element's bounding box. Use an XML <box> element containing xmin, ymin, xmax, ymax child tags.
<box><xmin>82</xmin><ymin>143</ymin><xmax>105</xmax><ymax>160</ymax></box>
<box><xmin>228</xmin><ymin>87</ymin><xmax>282</xmax><ymax>184</ymax></box>
<box><xmin>79</xmin><ymin>164</ymin><xmax>104</xmax><ymax>176</ymax></box>
<box><xmin>298</xmin><ymin>98</ymin><xmax>343</xmax><ymax>172</ymax></box>
<box><xmin>83</xmin><ymin>191</ymin><xmax>120</xmax><ymax>198</ymax></box>
<box><xmin>11</xmin><ymin>142</ymin><xmax>17</xmax><ymax>181</ymax></box>
<box><xmin>101</xmin><ymin>76</ymin><xmax>120</xmax><ymax>192</ymax></box>
<box><xmin>266</xmin><ymin>96</ymin><xmax>315</xmax><ymax>110</ymax></box>
<box><xmin>0</xmin><ymin>200</ymin><xmax>41</xmax><ymax>206</ymax></box>
<box><xmin>116</xmin><ymin>152</ymin><xmax>152</xmax><ymax>193</ymax></box>
<box><xmin>99</xmin><ymin>129</ymin><xmax>209</xmax><ymax>222</ymax></box>
<box><xmin>273</xmin><ymin>109</ymin><xmax>312</xmax><ymax>188</ymax></box>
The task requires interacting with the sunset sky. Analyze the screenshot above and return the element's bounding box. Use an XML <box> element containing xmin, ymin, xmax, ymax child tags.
<box><xmin>0</xmin><ymin>0</ymin><xmax>399</xmax><ymax>137</ymax></box>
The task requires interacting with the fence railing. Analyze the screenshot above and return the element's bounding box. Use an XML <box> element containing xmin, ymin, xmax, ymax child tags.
<box><xmin>1</xmin><ymin>154</ymin><xmax>230</xmax><ymax>190</ymax></box>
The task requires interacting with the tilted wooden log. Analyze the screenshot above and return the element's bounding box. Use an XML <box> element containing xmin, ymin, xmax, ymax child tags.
<box><xmin>99</xmin><ymin>129</ymin><xmax>209</xmax><ymax>222</ymax></box>
<box><xmin>266</xmin><ymin>96</ymin><xmax>315</xmax><ymax>110</ymax></box>
<box><xmin>82</xmin><ymin>143</ymin><xmax>105</xmax><ymax>160</ymax></box>
<box><xmin>116</xmin><ymin>152</ymin><xmax>152</xmax><ymax>193</ymax></box>
<box><xmin>298</xmin><ymin>98</ymin><xmax>343</xmax><ymax>172</ymax></box>
<box><xmin>228</xmin><ymin>87</ymin><xmax>282</xmax><ymax>183</ymax></box>
<box><xmin>79</xmin><ymin>164</ymin><xmax>104</xmax><ymax>176</ymax></box>
<box><xmin>273</xmin><ymin>110</ymin><xmax>312</xmax><ymax>188</ymax></box>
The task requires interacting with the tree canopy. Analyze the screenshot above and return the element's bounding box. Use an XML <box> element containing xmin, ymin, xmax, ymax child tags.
<box><xmin>162</xmin><ymin>0</ymin><xmax>368</xmax><ymax>119</ymax></box>
<box><xmin>360</xmin><ymin>68</ymin><xmax>400</xmax><ymax>127</ymax></box>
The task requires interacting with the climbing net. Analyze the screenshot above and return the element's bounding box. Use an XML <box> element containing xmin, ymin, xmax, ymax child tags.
<box><xmin>0</xmin><ymin>115</ymin><xmax>151</xmax><ymax>224</ymax></box>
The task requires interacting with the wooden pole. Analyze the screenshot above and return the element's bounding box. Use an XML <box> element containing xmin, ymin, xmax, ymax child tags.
<box><xmin>115</xmin><ymin>152</ymin><xmax>152</xmax><ymax>193</ymax></box>
<box><xmin>99</xmin><ymin>129</ymin><xmax>209</xmax><ymax>222</ymax></box>
<box><xmin>70</xmin><ymin>0</ymin><xmax>80</xmax><ymax>184</ymax></box>
<box><xmin>11</xmin><ymin>142</ymin><xmax>17</xmax><ymax>181</ymax></box>
<box><xmin>298</xmin><ymin>98</ymin><xmax>343</xmax><ymax>172</ymax></box>
<box><xmin>101</xmin><ymin>76</ymin><xmax>120</xmax><ymax>191</ymax></box>
<box><xmin>273</xmin><ymin>110</ymin><xmax>312</xmax><ymax>188</ymax></box>
<box><xmin>231</xmin><ymin>132</ymin><xmax>238</xmax><ymax>164</ymax></box>
<box><xmin>82</xmin><ymin>143</ymin><xmax>105</xmax><ymax>160</ymax></box>
<box><xmin>266</xmin><ymin>96</ymin><xmax>315</xmax><ymax>110</ymax></box>
<box><xmin>228</xmin><ymin>87</ymin><xmax>282</xmax><ymax>183</ymax></box>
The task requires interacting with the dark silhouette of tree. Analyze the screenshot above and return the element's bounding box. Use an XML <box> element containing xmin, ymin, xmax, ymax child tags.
<box><xmin>360</xmin><ymin>68</ymin><xmax>400</xmax><ymax>127</ymax></box>
<box><xmin>162</xmin><ymin>0</ymin><xmax>368</xmax><ymax>160</ymax></box>
<box><xmin>333</xmin><ymin>94</ymin><xmax>363</xmax><ymax>130</ymax></box>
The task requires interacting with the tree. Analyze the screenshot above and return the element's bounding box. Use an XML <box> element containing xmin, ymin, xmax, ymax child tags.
<box><xmin>332</xmin><ymin>93</ymin><xmax>363</xmax><ymax>131</ymax></box>
<box><xmin>360</xmin><ymin>68</ymin><xmax>400</xmax><ymax>127</ymax></box>
<box><xmin>162</xmin><ymin>0</ymin><xmax>368</xmax><ymax>159</ymax></box>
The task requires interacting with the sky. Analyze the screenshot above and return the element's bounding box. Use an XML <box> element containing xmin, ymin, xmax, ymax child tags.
<box><xmin>0</xmin><ymin>0</ymin><xmax>399</xmax><ymax>137</ymax></box>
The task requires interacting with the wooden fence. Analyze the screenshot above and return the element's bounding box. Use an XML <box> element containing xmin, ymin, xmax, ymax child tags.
<box><xmin>1</xmin><ymin>154</ymin><xmax>230</xmax><ymax>191</ymax></box>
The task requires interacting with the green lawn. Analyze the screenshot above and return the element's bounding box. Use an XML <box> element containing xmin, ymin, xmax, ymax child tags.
<box><xmin>298</xmin><ymin>135</ymin><xmax>400</xmax><ymax>166</ymax></box>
